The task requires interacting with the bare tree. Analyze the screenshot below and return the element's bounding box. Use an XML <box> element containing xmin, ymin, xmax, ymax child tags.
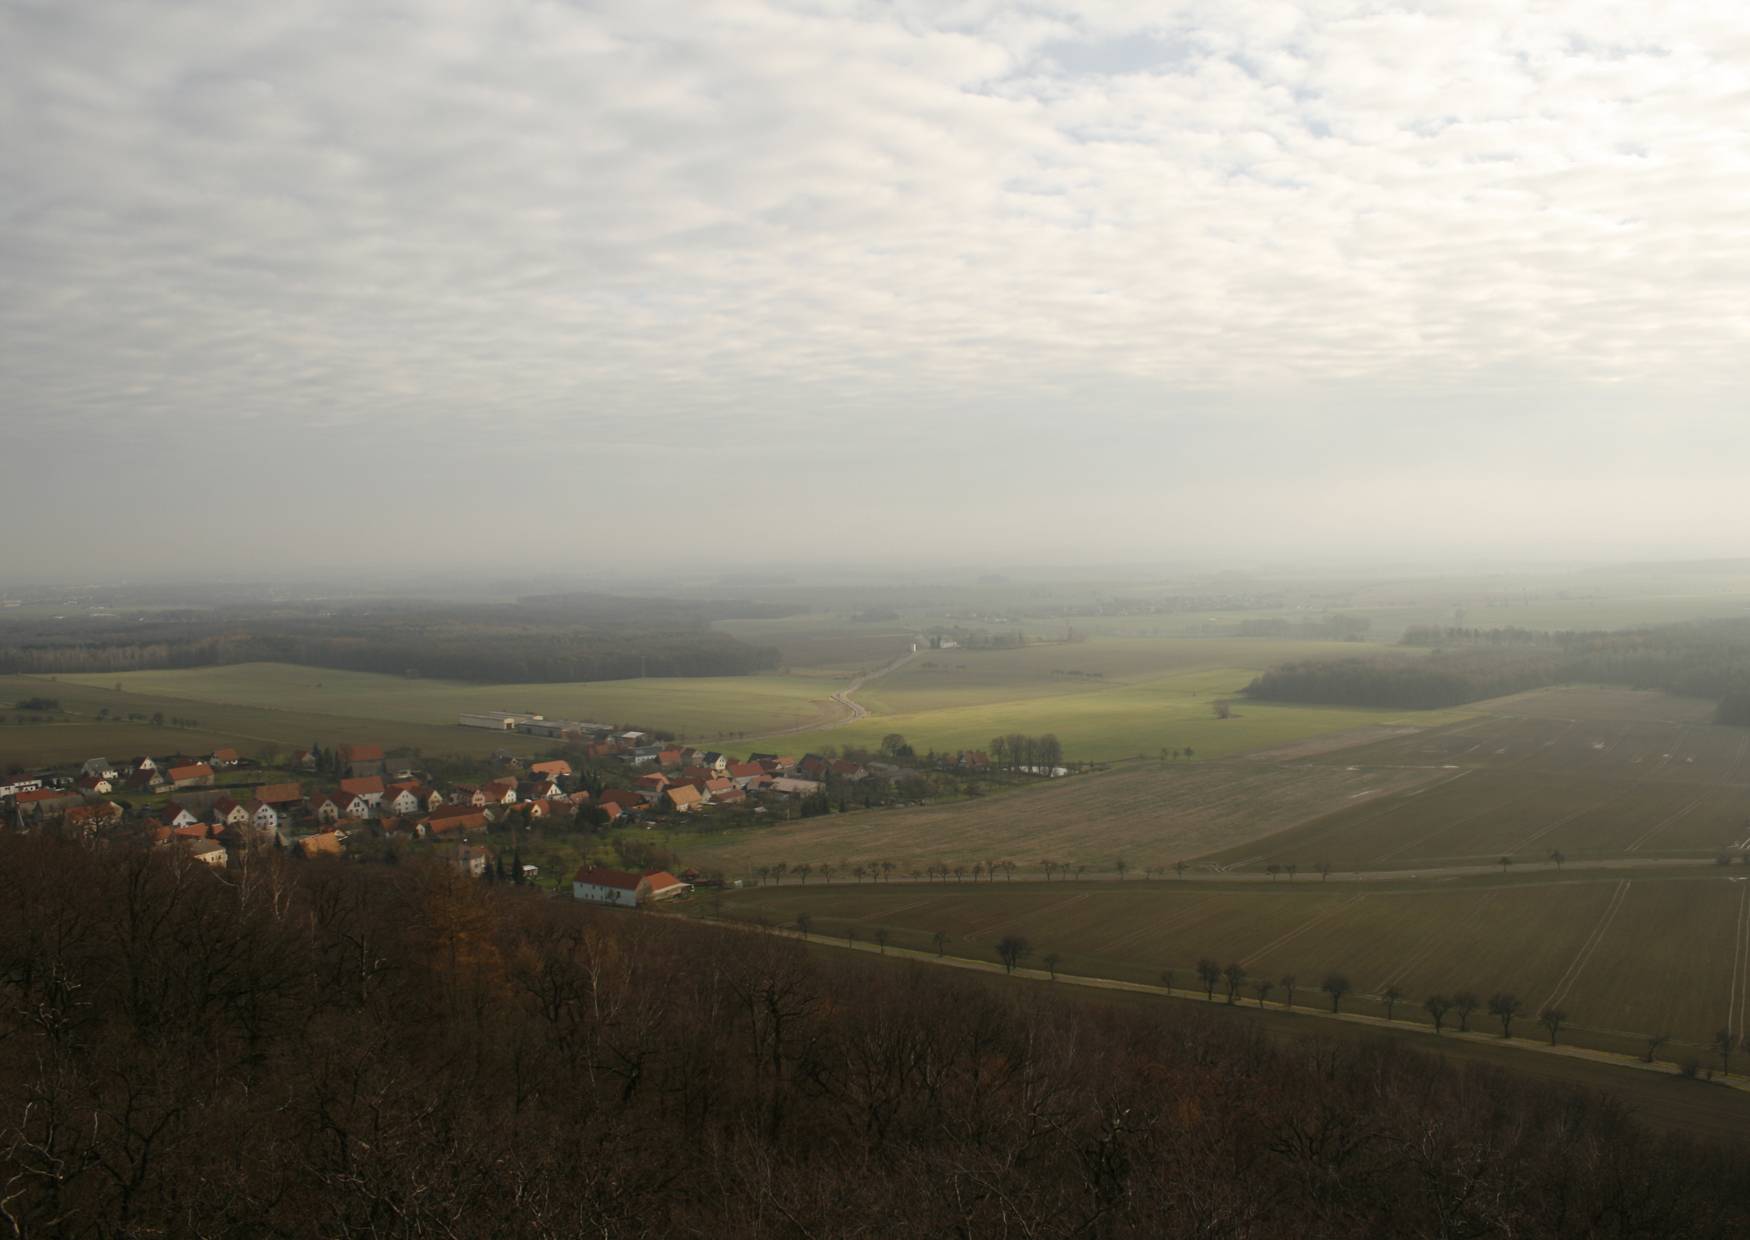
<box><xmin>881</xmin><ymin>861</ymin><xmax>895</xmax><ymax>883</ymax></box>
<box><xmin>1173</xmin><ymin>860</ymin><xmax>1188</xmax><ymax>879</ymax></box>
<box><xmin>952</xmin><ymin>864</ymin><xmax>966</xmax><ymax>883</ymax></box>
<box><xmin>1196</xmin><ymin>958</ymin><xmax>1221</xmax><ymax>1001</ymax></box>
<box><xmin>1212</xmin><ymin>699</ymin><xmax>1232</xmax><ymax>720</ymax></box>
<box><xmin>1114</xmin><ymin>858</ymin><xmax>1129</xmax><ymax>881</ymax></box>
<box><xmin>1487</xmin><ymin>993</ymin><xmax>1522</xmax><ymax>1038</ymax></box>
<box><xmin>795</xmin><ymin>913</ymin><xmax>813</xmax><ymax>940</ymax></box>
<box><xmin>1322</xmin><ymin>973</ymin><xmax>1352</xmax><ymax>1013</ymax></box>
<box><xmin>1382</xmin><ymin>985</ymin><xmax>1403</xmax><ymax>1021</ymax></box>
<box><xmin>1043</xmin><ymin>951</ymin><xmax>1060</xmax><ymax>980</ymax></box>
<box><xmin>1644</xmin><ymin>1032</ymin><xmax>1671</xmax><ymax>1064</ymax></box>
<box><xmin>1498</xmin><ymin>856</ymin><xmax>1512</xmax><ymax>875</ymax></box>
<box><xmin>1266</xmin><ymin>863</ymin><xmax>1281</xmax><ymax>882</ymax></box>
<box><xmin>1222</xmin><ymin>961</ymin><xmax>1246</xmax><ymax>1004</ymax></box>
<box><xmin>1549</xmin><ymin>850</ymin><xmax>1565</xmax><ymax>871</ymax></box>
<box><xmin>1716</xmin><ymin>1028</ymin><xmax>1734</xmax><ymax>1076</ymax></box>
<box><xmin>873</xmin><ymin>927</ymin><xmax>889</xmax><ymax>955</ymax></box>
<box><xmin>1279</xmin><ymin>975</ymin><xmax>1297</xmax><ymax>1008</ymax></box>
<box><xmin>845</xmin><ymin>927</ymin><xmax>859</xmax><ymax>948</ymax></box>
<box><xmin>1042</xmin><ymin>859</ymin><xmax>1058</xmax><ymax>882</ymax></box>
<box><xmin>1254</xmin><ymin>977</ymin><xmax>1274</xmax><ymax>1007</ymax></box>
<box><xmin>819</xmin><ymin>862</ymin><xmax>833</xmax><ymax>884</ymax></box>
<box><xmin>1317</xmin><ymin>861</ymin><xmax>1331</xmax><ymax>882</ymax></box>
<box><xmin>1539</xmin><ymin>1007</ymin><xmax>1567</xmax><ymax>1045</ymax></box>
<box><xmin>795</xmin><ymin>862</ymin><xmax>812</xmax><ymax>884</ymax></box>
<box><xmin>1453</xmin><ymin>990</ymin><xmax>1479</xmax><ymax>1033</ymax></box>
<box><xmin>931</xmin><ymin>929</ymin><xmax>948</xmax><ymax>957</ymax></box>
<box><xmin>1424</xmin><ymin>994</ymin><xmax>1451</xmax><ymax>1034</ymax></box>
<box><xmin>1285</xmin><ymin>863</ymin><xmax>1297</xmax><ymax>882</ymax></box>
<box><xmin>996</xmin><ymin>935</ymin><xmax>1031</xmax><ymax>974</ymax></box>
<box><xmin>1159</xmin><ymin>969</ymin><xmax>1174</xmax><ymax>993</ymax></box>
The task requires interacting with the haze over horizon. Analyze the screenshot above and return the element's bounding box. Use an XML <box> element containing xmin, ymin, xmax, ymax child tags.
<box><xmin>4</xmin><ymin>0</ymin><xmax>1748</xmax><ymax>575</ymax></box>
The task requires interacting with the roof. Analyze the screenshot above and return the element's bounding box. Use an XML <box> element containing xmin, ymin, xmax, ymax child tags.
<box><xmin>643</xmin><ymin>870</ymin><xmax>687</xmax><ymax>893</ymax></box>
<box><xmin>295</xmin><ymin>832</ymin><xmax>344</xmax><ymax>855</ymax></box>
<box><xmin>339</xmin><ymin>775</ymin><xmax>385</xmax><ymax>796</ymax></box>
<box><xmin>338</xmin><ymin>743</ymin><xmax>384</xmax><ymax>762</ymax></box>
<box><xmin>573</xmin><ymin>865</ymin><xmax>643</xmax><ymax>891</ymax></box>
<box><xmin>665</xmin><ymin>784</ymin><xmax>703</xmax><ymax>806</ymax></box>
<box><xmin>209</xmin><ymin>747</ymin><xmax>239</xmax><ymax>762</ymax></box>
<box><xmin>430</xmin><ymin>802</ymin><xmax>486</xmax><ymax>821</ymax></box>
<box><xmin>255</xmin><ymin>782</ymin><xmax>304</xmax><ymax>804</ymax></box>
<box><xmin>16</xmin><ymin>788</ymin><xmax>71</xmax><ymax>803</ymax></box>
<box><xmin>529</xmin><ymin>759</ymin><xmax>571</xmax><ymax>776</ymax></box>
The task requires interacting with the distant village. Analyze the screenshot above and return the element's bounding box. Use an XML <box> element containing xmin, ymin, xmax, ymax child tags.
<box><xmin>3</xmin><ymin>711</ymin><xmax>1011</xmax><ymax>909</ymax></box>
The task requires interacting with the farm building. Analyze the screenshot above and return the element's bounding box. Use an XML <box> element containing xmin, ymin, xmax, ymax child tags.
<box><xmin>572</xmin><ymin>866</ymin><xmax>692</xmax><ymax>908</ymax></box>
<box><xmin>459</xmin><ymin>711</ymin><xmax>531</xmax><ymax>730</ymax></box>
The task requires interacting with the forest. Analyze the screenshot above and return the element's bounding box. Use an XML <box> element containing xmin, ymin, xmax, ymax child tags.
<box><xmin>0</xmin><ymin>594</ymin><xmax>782</xmax><ymax>683</ymax></box>
<box><xmin>1248</xmin><ymin>620</ymin><xmax>1750</xmax><ymax>712</ymax></box>
<box><xmin>1</xmin><ymin>834</ymin><xmax>1746</xmax><ymax>1238</ymax></box>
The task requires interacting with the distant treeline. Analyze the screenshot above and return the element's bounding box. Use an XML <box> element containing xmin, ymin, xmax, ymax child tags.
<box><xmin>0</xmin><ymin>594</ymin><xmax>783</xmax><ymax>682</ymax></box>
<box><xmin>4</xmin><ymin>835</ymin><xmax>1746</xmax><ymax>1237</ymax></box>
<box><xmin>1247</xmin><ymin>620</ymin><xmax>1750</xmax><ymax>713</ymax></box>
<box><xmin>1227</xmin><ymin>614</ymin><xmax>1371</xmax><ymax>640</ymax></box>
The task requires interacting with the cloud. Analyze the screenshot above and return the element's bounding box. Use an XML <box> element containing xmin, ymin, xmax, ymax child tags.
<box><xmin>1</xmin><ymin>0</ymin><xmax>1747</xmax><ymax>572</ymax></box>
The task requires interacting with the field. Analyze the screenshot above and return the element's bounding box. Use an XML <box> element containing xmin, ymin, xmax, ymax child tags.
<box><xmin>737</xmin><ymin>635</ymin><xmax>1462</xmax><ymax>760</ymax></box>
<box><xmin>670</xmin><ymin>748</ymin><xmax>1449</xmax><ymax>874</ymax></box>
<box><xmin>661</xmin><ymin>680</ymin><xmax>1750</xmax><ymax>1066</ymax></box>
<box><xmin>12</xmin><ymin>636</ymin><xmax>1467</xmax><ymax>768</ymax></box>
<box><xmin>702</xmin><ymin>868</ymin><xmax>1750</xmax><ymax>1057</ymax></box>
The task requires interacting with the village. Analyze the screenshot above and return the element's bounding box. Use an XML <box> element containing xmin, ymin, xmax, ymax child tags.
<box><xmin>1</xmin><ymin>720</ymin><xmax>1002</xmax><ymax>908</ymax></box>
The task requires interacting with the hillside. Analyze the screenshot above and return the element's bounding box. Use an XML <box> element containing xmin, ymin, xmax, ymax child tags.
<box><xmin>1</xmin><ymin>835</ymin><xmax>1746</xmax><ymax>1237</ymax></box>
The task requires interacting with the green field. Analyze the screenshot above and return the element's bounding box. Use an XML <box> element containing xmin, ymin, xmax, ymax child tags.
<box><xmin>754</xmin><ymin>636</ymin><xmax>1461</xmax><ymax>760</ymax></box>
<box><xmin>59</xmin><ymin>663</ymin><xmax>846</xmax><ymax>737</ymax></box>
<box><xmin>12</xmin><ymin>636</ymin><xmax>1467</xmax><ymax>770</ymax></box>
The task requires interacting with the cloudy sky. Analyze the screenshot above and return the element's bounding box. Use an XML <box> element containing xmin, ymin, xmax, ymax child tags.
<box><xmin>3</xmin><ymin>0</ymin><xmax>1747</xmax><ymax>577</ymax></box>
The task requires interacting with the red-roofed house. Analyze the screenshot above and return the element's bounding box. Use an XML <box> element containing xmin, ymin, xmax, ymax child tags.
<box><xmin>64</xmin><ymin>801</ymin><xmax>123</xmax><ymax>831</ymax></box>
<box><xmin>255</xmin><ymin>782</ymin><xmax>304</xmax><ymax>807</ymax></box>
<box><xmin>662</xmin><ymin>784</ymin><xmax>703</xmax><ymax>814</ymax></box>
<box><xmin>641</xmin><ymin>871</ymin><xmax>690</xmax><ymax>901</ymax></box>
<box><xmin>339</xmin><ymin>775</ymin><xmax>385</xmax><ymax>806</ymax></box>
<box><xmin>211</xmin><ymin>796</ymin><xmax>250</xmax><ymax>828</ymax></box>
<box><xmin>337</xmin><ymin>744</ymin><xmax>385</xmax><ymax>777</ymax></box>
<box><xmin>166</xmin><ymin>762</ymin><xmax>216</xmax><ymax>789</ymax></box>
<box><xmin>573</xmin><ymin>866</ymin><xmax>691</xmax><ymax>907</ymax></box>
<box><xmin>209</xmin><ymin>747</ymin><xmax>240</xmax><ymax>767</ymax></box>
<box><xmin>382</xmin><ymin>786</ymin><xmax>423</xmax><ymax>817</ymax></box>
<box><xmin>162</xmin><ymin>801</ymin><xmax>200</xmax><ymax>828</ymax></box>
<box><xmin>529</xmin><ymin>759</ymin><xmax>571</xmax><ymax>779</ymax></box>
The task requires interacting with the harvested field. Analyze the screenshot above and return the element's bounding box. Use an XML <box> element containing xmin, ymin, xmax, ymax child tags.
<box><xmin>677</xmin><ymin>758</ymin><xmax>1447</xmax><ymax>874</ymax></box>
<box><xmin>705</xmin><ymin>869</ymin><xmax>1750</xmax><ymax>1054</ymax></box>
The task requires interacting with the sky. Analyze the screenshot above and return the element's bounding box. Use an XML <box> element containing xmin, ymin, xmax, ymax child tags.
<box><xmin>3</xmin><ymin>0</ymin><xmax>1748</xmax><ymax>578</ymax></box>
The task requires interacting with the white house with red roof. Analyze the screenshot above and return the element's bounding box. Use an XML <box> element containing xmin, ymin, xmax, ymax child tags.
<box><xmin>571</xmin><ymin>866</ymin><xmax>692</xmax><ymax>908</ymax></box>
